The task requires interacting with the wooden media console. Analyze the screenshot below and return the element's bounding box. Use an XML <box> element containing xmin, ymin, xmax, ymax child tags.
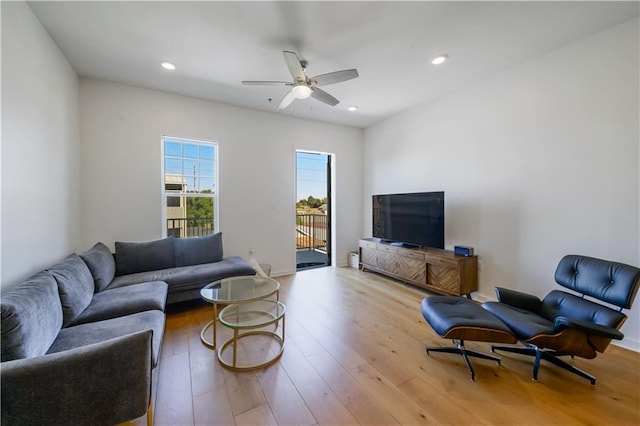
<box><xmin>358</xmin><ymin>238</ymin><xmax>478</xmax><ymax>297</ymax></box>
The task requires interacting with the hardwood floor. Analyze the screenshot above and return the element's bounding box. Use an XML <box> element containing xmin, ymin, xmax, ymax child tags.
<box><xmin>153</xmin><ymin>267</ymin><xmax>640</xmax><ymax>425</ymax></box>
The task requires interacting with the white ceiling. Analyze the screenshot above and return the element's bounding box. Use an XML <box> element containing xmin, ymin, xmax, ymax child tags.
<box><xmin>28</xmin><ymin>1</ymin><xmax>638</xmax><ymax>128</ymax></box>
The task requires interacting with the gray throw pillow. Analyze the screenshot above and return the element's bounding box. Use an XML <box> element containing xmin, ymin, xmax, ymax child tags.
<box><xmin>0</xmin><ymin>271</ymin><xmax>64</xmax><ymax>361</ymax></box>
<box><xmin>174</xmin><ymin>232</ymin><xmax>223</xmax><ymax>267</ymax></box>
<box><xmin>46</xmin><ymin>254</ymin><xmax>95</xmax><ymax>327</ymax></box>
<box><xmin>79</xmin><ymin>242</ymin><xmax>116</xmax><ymax>292</ymax></box>
<box><xmin>115</xmin><ymin>237</ymin><xmax>175</xmax><ymax>276</ymax></box>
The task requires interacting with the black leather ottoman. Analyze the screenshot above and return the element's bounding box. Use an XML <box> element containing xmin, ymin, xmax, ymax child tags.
<box><xmin>421</xmin><ymin>296</ymin><xmax>517</xmax><ymax>380</ymax></box>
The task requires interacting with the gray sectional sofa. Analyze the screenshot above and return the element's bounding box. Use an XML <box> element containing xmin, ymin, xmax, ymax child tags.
<box><xmin>1</xmin><ymin>250</ymin><xmax>167</xmax><ymax>425</ymax></box>
<box><xmin>0</xmin><ymin>232</ymin><xmax>257</xmax><ymax>425</ymax></box>
<box><xmin>109</xmin><ymin>232</ymin><xmax>257</xmax><ymax>304</ymax></box>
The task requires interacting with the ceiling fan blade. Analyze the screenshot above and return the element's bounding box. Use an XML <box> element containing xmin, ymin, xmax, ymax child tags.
<box><xmin>242</xmin><ymin>81</ymin><xmax>291</xmax><ymax>86</ymax></box>
<box><xmin>278</xmin><ymin>91</ymin><xmax>296</xmax><ymax>109</ymax></box>
<box><xmin>283</xmin><ymin>51</ymin><xmax>306</xmax><ymax>81</ymax></box>
<box><xmin>311</xmin><ymin>69</ymin><xmax>359</xmax><ymax>86</ymax></box>
<box><xmin>311</xmin><ymin>87</ymin><xmax>339</xmax><ymax>106</ymax></box>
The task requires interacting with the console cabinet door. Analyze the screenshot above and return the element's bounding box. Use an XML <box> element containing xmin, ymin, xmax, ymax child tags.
<box><xmin>426</xmin><ymin>263</ymin><xmax>460</xmax><ymax>294</ymax></box>
<box><xmin>376</xmin><ymin>250</ymin><xmax>398</xmax><ymax>274</ymax></box>
<box><xmin>397</xmin><ymin>252</ymin><xmax>426</xmax><ymax>284</ymax></box>
<box><xmin>361</xmin><ymin>247</ymin><xmax>377</xmax><ymax>268</ymax></box>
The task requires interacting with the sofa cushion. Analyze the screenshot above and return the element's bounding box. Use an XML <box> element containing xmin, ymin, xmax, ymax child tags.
<box><xmin>68</xmin><ymin>281</ymin><xmax>168</xmax><ymax>326</ymax></box>
<box><xmin>47</xmin><ymin>254</ymin><xmax>95</xmax><ymax>327</ymax></box>
<box><xmin>174</xmin><ymin>232</ymin><xmax>223</xmax><ymax>267</ymax></box>
<box><xmin>1</xmin><ymin>271</ymin><xmax>64</xmax><ymax>361</ymax></box>
<box><xmin>1</xmin><ymin>331</ymin><xmax>154</xmax><ymax>426</ymax></box>
<box><xmin>79</xmin><ymin>242</ymin><xmax>116</xmax><ymax>292</ymax></box>
<box><xmin>48</xmin><ymin>310</ymin><xmax>165</xmax><ymax>368</ymax></box>
<box><xmin>115</xmin><ymin>237</ymin><xmax>175</xmax><ymax>276</ymax></box>
<box><xmin>108</xmin><ymin>256</ymin><xmax>256</xmax><ymax>292</ymax></box>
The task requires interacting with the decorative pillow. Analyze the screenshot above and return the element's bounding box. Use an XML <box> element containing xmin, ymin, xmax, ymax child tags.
<box><xmin>46</xmin><ymin>254</ymin><xmax>95</xmax><ymax>327</ymax></box>
<box><xmin>174</xmin><ymin>232</ymin><xmax>223</xmax><ymax>267</ymax></box>
<box><xmin>79</xmin><ymin>242</ymin><xmax>116</xmax><ymax>292</ymax></box>
<box><xmin>115</xmin><ymin>237</ymin><xmax>175</xmax><ymax>276</ymax></box>
<box><xmin>0</xmin><ymin>271</ymin><xmax>64</xmax><ymax>361</ymax></box>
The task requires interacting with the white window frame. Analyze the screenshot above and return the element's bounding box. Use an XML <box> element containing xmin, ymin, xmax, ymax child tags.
<box><xmin>161</xmin><ymin>135</ymin><xmax>219</xmax><ymax>237</ymax></box>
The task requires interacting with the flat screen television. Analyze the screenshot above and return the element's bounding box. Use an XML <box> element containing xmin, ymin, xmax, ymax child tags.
<box><xmin>372</xmin><ymin>191</ymin><xmax>444</xmax><ymax>249</ymax></box>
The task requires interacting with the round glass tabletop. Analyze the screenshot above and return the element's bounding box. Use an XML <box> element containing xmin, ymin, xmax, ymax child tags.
<box><xmin>200</xmin><ymin>275</ymin><xmax>279</xmax><ymax>304</ymax></box>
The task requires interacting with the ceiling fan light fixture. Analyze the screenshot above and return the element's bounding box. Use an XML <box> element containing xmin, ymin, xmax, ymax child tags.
<box><xmin>161</xmin><ymin>61</ymin><xmax>176</xmax><ymax>70</ymax></box>
<box><xmin>292</xmin><ymin>84</ymin><xmax>312</xmax><ymax>99</ymax></box>
<box><xmin>431</xmin><ymin>54</ymin><xmax>448</xmax><ymax>65</ymax></box>
<box><xmin>348</xmin><ymin>106</ymin><xmax>358</xmax><ymax>112</ymax></box>
<box><xmin>244</xmin><ymin>51</ymin><xmax>358</xmax><ymax>109</ymax></box>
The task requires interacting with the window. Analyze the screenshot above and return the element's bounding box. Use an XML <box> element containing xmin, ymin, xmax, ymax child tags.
<box><xmin>162</xmin><ymin>136</ymin><xmax>217</xmax><ymax>238</ymax></box>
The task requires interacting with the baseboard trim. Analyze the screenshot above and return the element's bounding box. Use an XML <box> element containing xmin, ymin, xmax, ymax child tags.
<box><xmin>271</xmin><ymin>268</ymin><xmax>295</xmax><ymax>277</ymax></box>
<box><xmin>612</xmin><ymin>337</ymin><xmax>640</xmax><ymax>352</ymax></box>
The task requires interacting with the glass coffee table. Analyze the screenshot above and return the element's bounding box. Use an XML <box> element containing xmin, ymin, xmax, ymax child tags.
<box><xmin>200</xmin><ymin>275</ymin><xmax>285</xmax><ymax>370</ymax></box>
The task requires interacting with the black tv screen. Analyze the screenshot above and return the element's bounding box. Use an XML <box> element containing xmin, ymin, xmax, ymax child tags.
<box><xmin>372</xmin><ymin>191</ymin><xmax>444</xmax><ymax>249</ymax></box>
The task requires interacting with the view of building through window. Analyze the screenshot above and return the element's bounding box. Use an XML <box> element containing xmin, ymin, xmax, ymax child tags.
<box><xmin>163</xmin><ymin>137</ymin><xmax>217</xmax><ymax>237</ymax></box>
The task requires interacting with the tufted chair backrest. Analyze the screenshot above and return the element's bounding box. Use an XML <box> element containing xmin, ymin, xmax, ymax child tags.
<box><xmin>554</xmin><ymin>255</ymin><xmax>640</xmax><ymax>310</ymax></box>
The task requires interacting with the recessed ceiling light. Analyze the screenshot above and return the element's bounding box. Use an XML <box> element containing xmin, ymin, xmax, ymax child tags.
<box><xmin>348</xmin><ymin>106</ymin><xmax>358</xmax><ymax>112</ymax></box>
<box><xmin>431</xmin><ymin>54</ymin><xmax>448</xmax><ymax>65</ymax></box>
<box><xmin>161</xmin><ymin>62</ymin><xmax>176</xmax><ymax>70</ymax></box>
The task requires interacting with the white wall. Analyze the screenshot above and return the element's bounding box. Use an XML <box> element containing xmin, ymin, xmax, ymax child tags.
<box><xmin>363</xmin><ymin>19</ymin><xmax>640</xmax><ymax>349</ymax></box>
<box><xmin>79</xmin><ymin>79</ymin><xmax>363</xmax><ymax>276</ymax></box>
<box><xmin>1</xmin><ymin>1</ymin><xmax>80</xmax><ymax>290</ymax></box>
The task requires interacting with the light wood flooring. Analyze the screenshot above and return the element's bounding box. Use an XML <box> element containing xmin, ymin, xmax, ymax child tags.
<box><xmin>153</xmin><ymin>266</ymin><xmax>640</xmax><ymax>425</ymax></box>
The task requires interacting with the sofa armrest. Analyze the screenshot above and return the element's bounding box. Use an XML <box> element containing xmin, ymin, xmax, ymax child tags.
<box><xmin>1</xmin><ymin>330</ymin><xmax>153</xmax><ymax>426</ymax></box>
<box><xmin>554</xmin><ymin>316</ymin><xmax>624</xmax><ymax>340</ymax></box>
<box><xmin>494</xmin><ymin>287</ymin><xmax>542</xmax><ymax>312</ymax></box>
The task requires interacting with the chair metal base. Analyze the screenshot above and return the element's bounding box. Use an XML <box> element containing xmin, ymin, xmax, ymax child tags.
<box><xmin>426</xmin><ymin>339</ymin><xmax>502</xmax><ymax>381</ymax></box>
<box><xmin>491</xmin><ymin>344</ymin><xmax>596</xmax><ymax>385</ymax></box>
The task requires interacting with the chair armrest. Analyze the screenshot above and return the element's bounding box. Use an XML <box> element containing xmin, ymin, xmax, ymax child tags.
<box><xmin>1</xmin><ymin>330</ymin><xmax>153</xmax><ymax>426</ymax></box>
<box><xmin>554</xmin><ymin>317</ymin><xmax>624</xmax><ymax>340</ymax></box>
<box><xmin>494</xmin><ymin>287</ymin><xmax>542</xmax><ymax>312</ymax></box>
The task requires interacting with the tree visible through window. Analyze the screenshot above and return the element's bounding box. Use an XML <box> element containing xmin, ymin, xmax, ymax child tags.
<box><xmin>162</xmin><ymin>136</ymin><xmax>217</xmax><ymax>238</ymax></box>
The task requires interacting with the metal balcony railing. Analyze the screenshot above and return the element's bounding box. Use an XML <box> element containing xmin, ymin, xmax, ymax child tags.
<box><xmin>167</xmin><ymin>215</ymin><xmax>326</xmax><ymax>250</ymax></box>
<box><xmin>167</xmin><ymin>217</ymin><xmax>214</xmax><ymax>238</ymax></box>
<box><xmin>296</xmin><ymin>214</ymin><xmax>327</xmax><ymax>252</ymax></box>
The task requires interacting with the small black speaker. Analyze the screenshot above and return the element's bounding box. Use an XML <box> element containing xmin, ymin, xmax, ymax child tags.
<box><xmin>454</xmin><ymin>246</ymin><xmax>474</xmax><ymax>256</ymax></box>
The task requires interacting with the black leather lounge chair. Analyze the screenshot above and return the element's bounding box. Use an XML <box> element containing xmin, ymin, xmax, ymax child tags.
<box><xmin>483</xmin><ymin>254</ymin><xmax>640</xmax><ymax>385</ymax></box>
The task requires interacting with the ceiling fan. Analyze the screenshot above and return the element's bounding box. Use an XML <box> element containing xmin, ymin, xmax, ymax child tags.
<box><xmin>242</xmin><ymin>51</ymin><xmax>359</xmax><ymax>109</ymax></box>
